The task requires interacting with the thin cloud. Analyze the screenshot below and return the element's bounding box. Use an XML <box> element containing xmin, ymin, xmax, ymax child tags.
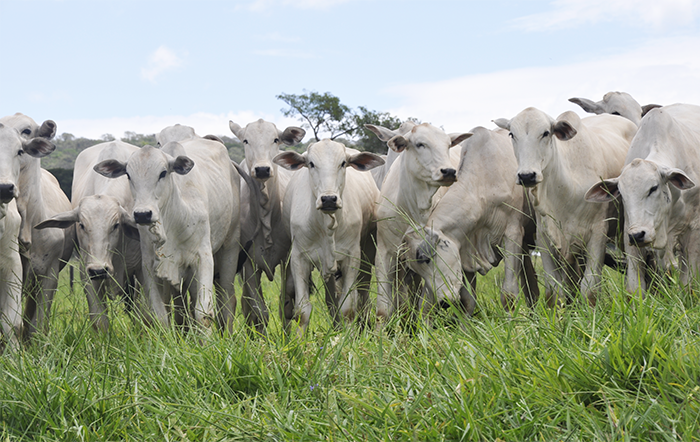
<box><xmin>512</xmin><ymin>0</ymin><xmax>700</xmax><ymax>32</ymax></box>
<box><xmin>141</xmin><ymin>46</ymin><xmax>184</xmax><ymax>83</ymax></box>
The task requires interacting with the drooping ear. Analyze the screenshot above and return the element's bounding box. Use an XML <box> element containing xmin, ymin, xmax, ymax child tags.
<box><xmin>552</xmin><ymin>119</ymin><xmax>577</xmax><ymax>141</ymax></box>
<box><xmin>203</xmin><ymin>134</ymin><xmax>224</xmax><ymax>144</ymax></box>
<box><xmin>273</xmin><ymin>151</ymin><xmax>307</xmax><ymax>170</ymax></box>
<box><xmin>347</xmin><ymin>152</ymin><xmax>385</xmax><ymax>171</ymax></box>
<box><xmin>161</xmin><ymin>141</ymin><xmax>187</xmax><ymax>158</ymax></box>
<box><xmin>569</xmin><ymin>97</ymin><xmax>604</xmax><ymax>115</ymax></box>
<box><xmin>35</xmin><ymin>208</ymin><xmax>79</xmax><ymax>230</ymax></box>
<box><xmin>364</xmin><ymin>124</ymin><xmax>398</xmax><ymax>142</ymax></box>
<box><xmin>120</xmin><ymin>206</ymin><xmax>140</xmax><ymax>240</ymax></box>
<box><xmin>585</xmin><ymin>179</ymin><xmax>620</xmax><ymax>202</ymax></box>
<box><xmin>22</xmin><ymin>137</ymin><xmax>56</xmax><ymax>158</ymax></box>
<box><xmin>449</xmin><ymin>132</ymin><xmax>473</xmax><ymax>147</ymax></box>
<box><xmin>662</xmin><ymin>167</ymin><xmax>695</xmax><ymax>190</ymax></box>
<box><xmin>228</xmin><ymin>121</ymin><xmax>245</xmax><ymax>141</ymax></box>
<box><xmin>387</xmin><ymin>135</ymin><xmax>408</xmax><ymax>153</ymax></box>
<box><xmin>641</xmin><ymin>104</ymin><xmax>662</xmax><ymax>118</ymax></box>
<box><xmin>94</xmin><ymin>159</ymin><xmax>128</xmax><ymax>178</ymax></box>
<box><xmin>37</xmin><ymin>119</ymin><xmax>57</xmax><ymax>139</ymax></box>
<box><xmin>279</xmin><ymin>126</ymin><xmax>306</xmax><ymax>145</ymax></box>
<box><xmin>170</xmin><ymin>156</ymin><xmax>194</xmax><ymax>175</ymax></box>
<box><xmin>492</xmin><ymin>118</ymin><xmax>511</xmax><ymax>130</ymax></box>
<box><xmin>416</xmin><ymin>229</ymin><xmax>441</xmax><ymax>264</ymax></box>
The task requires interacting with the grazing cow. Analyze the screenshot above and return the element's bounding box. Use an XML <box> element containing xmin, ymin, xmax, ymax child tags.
<box><xmin>0</xmin><ymin>113</ymin><xmax>72</xmax><ymax>339</ymax></box>
<box><xmin>228</xmin><ymin>119</ymin><xmax>305</xmax><ymax>334</ymax></box>
<box><xmin>94</xmin><ymin>125</ymin><xmax>241</xmax><ymax>331</ymax></box>
<box><xmin>0</xmin><ymin>124</ymin><xmax>53</xmax><ymax>347</ymax></box>
<box><xmin>36</xmin><ymin>141</ymin><xmax>142</xmax><ymax>331</ymax></box>
<box><xmin>404</xmin><ymin>127</ymin><xmax>538</xmax><ymax>313</ymax></box>
<box><xmin>274</xmin><ymin>139</ymin><xmax>384</xmax><ymax>334</ymax></box>
<box><xmin>585</xmin><ymin>104</ymin><xmax>700</xmax><ymax>294</ymax></box>
<box><xmin>569</xmin><ymin>91</ymin><xmax>661</xmax><ymax>126</ymax></box>
<box><xmin>494</xmin><ymin>108</ymin><xmax>636</xmax><ymax>306</ymax></box>
<box><xmin>366</xmin><ymin>122</ymin><xmax>472</xmax><ymax>321</ymax></box>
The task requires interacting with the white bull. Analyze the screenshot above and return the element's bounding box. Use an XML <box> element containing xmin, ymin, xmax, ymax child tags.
<box><xmin>0</xmin><ymin>113</ymin><xmax>72</xmax><ymax>339</ymax></box>
<box><xmin>94</xmin><ymin>125</ymin><xmax>241</xmax><ymax>331</ymax></box>
<box><xmin>494</xmin><ymin>108</ymin><xmax>636</xmax><ymax>306</ymax></box>
<box><xmin>274</xmin><ymin>139</ymin><xmax>384</xmax><ymax>334</ymax></box>
<box><xmin>36</xmin><ymin>141</ymin><xmax>142</xmax><ymax>331</ymax></box>
<box><xmin>404</xmin><ymin>127</ymin><xmax>538</xmax><ymax>313</ymax></box>
<box><xmin>228</xmin><ymin>119</ymin><xmax>305</xmax><ymax>334</ymax></box>
<box><xmin>366</xmin><ymin>122</ymin><xmax>472</xmax><ymax>321</ymax></box>
<box><xmin>585</xmin><ymin>104</ymin><xmax>700</xmax><ymax>294</ymax></box>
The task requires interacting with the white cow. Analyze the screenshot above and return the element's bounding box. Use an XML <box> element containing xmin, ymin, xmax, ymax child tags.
<box><xmin>569</xmin><ymin>91</ymin><xmax>661</xmax><ymax>126</ymax></box>
<box><xmin>366</xmin><ymin>122</ymin><xmax>472</xmax><ymax>321</ymax></box>
<box><xmin>94</xmin><ymin>125</ymin><xmax>241</xmax><ymax>331</ymax></box>
<box><xmin>228</xmin><ymin>119</ymin><xmax>305</xmax><ymax>334</ymax></box>
<box><xmin>274</xmin><ymin>139</ymin><xmax>384</xmax><ymax>334</ymax></box>
<box><xmin>404</xmin><ymin>127</ymin><xmax>538</xmax><ymax>313</ymax></box>
<box><xmin>494</xmin><ymin>108</ymin><xmax>636</xmax><ymax>306</ymax></box>
<box><xmin>0</xmin><ymin>124</ymin><xmax>53</xmax><ymax>347</ymax></box>
<box><xmin>36</xmin><ymin>141</ymin><xmax>142</xmax><ymax>331</ymax></box>
<box><xmin>0</xmin><ymin>113</ymin><xmax>72</xmax><ymax>339</ymax></box>
<box><xmin>585</xmin><ymin>104</ymin><xmax>700</xmax><ymax>294</ymax></box>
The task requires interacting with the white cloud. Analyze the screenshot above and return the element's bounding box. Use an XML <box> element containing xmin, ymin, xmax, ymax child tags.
<box><xmin>57</xmin><ymin>111</ymin><xmax>304</xmax><ymax>140</ymax></box>
<box><xmin>141</xmin><ymin>46</ymin><xmax>184</xmax><ymax>83</ymax></box>
<box><xmin>512</xmin><ymin>0</ymin><xmax>700</xmax><ymax>32</ymax></box>
<box><xmin>385</xmin><ymin>36</ymin><xmax>700</xmax><ymax>133</ymax></box>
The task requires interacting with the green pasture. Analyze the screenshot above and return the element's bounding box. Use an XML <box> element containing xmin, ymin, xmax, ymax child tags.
<box><xmin>1</xmin><ymin>261</ymin><xmax>699</xmax><ymax>441</ymax></box>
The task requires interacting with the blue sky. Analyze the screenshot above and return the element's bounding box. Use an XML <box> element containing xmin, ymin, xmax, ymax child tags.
<box><xmin>1</xmin><ymin>0</ymin><xmax>699</xmax><ymax>140</ymax></box>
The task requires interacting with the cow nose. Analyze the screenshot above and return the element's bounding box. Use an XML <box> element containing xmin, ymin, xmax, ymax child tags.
<box><xmin>87</xmin><ymin>267</ymin><xmax>109</xmax><ymax>279</ymax></box>
<box><xmin>441</xmin><ymin>168</ymin><xmax>457</xmax><ymax>180</ymax></box>
<box><xmin>320</xmin><ymin>195</ymin><xmax>338</xmax><ymax>211</ymax></box>
<box><xmin>133</xmin><ymin>210</ymin><xmax>153</xmax><ymax>225</ymax></box>
<box><xmin>254</xmin><ymin>166</ymin><xmax>271</xmax><ymax>179</ymax></box>
<box><xmin>0</xmin><ymin>183</ymin><xmax>15</xmax><ymax>202</ymax></box>
<box><xmin>629</xmin><ymin>231</ymin><xmax>646</xmax><ymax>245</ymax></box>
<box><xmin>517</xmin><ymin>172</ymin><xmax>538</xmax><ymax>187</ymax></box>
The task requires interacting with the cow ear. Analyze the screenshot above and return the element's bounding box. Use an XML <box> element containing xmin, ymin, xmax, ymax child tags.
<box><xmin>552</xmin><ymin>120</ymin><xmax>577</xmax><ymax>141</ymax></box>
<box><xmin>492</xmin><ymin>118</ymin><xmax>510</xmax><ymax>130</ymax></box>
<box><xmin>662</xmin><ymin>167</ymin><xmax>695</xmax><ymax>190</ymax></box>
<box><xmin>416</xmin><ymin>229</ymin><xmax>440</xmax><ymax>264</ymax></box>
<box><xmin>279</xmin><ymin>126</ymin><xmax>305</xmax><ymax>145</ymax></box>
<box><xmin>364</xmin><ymin>124</ymin><xmax>398</xmax><ymax>142</ymax></box>
<box><xmin>387</xmin><ymin>135</ymin><xmax>408</xmax><ymax>153</ymax></box>
<box><xmin>35</xmin><ymin>208</ymin><xmax>79</xmax><ymax>230</ymax></box>
<box><xmin>347</xmin><ymin>152</ymin><xmax>385</xmax><ymax>171</ymax></box>
<box><xmin>585</xmin><ymin>179</ymin><xmax>620</xmax><ymax>202</ymax></box>
<box><xmin>120</xmin><ymin>206</ymin><xmax>140</xmax><ymax>241</ymax></box>
<box><xmin>273</xmin><ymin>151</ymin><xmax>306</xmax><ymax>170</ymax></box>
<box><xmin>203</xmin><ymin>134</ymin><xmax>224</xmax><ymax>144</ymax></box>
<box><xmin>171</xmin><ymin>156</ymin><xmax>194</xmax><ymax>175</ymax></box>
<box><xmin>22</xmin><ymin>137</ymin><xmax>56</xmax><ymax>158</ymax></box>
<box><xmin>569</xmin><ymin>97</ymin><xmax>604</xmax><ymax>115</ymax></box>
<box><xmin>37</xmin><ymin>120</ymin><xmax>57</xmax><ymax>139</ymax></box>
<box><xmin>229</xmin><ymin>121</ymin><xmax>244</xmax><ymax>141</ymax></box>
<box><xmin>94</xmin><ymin>159</ymin><xmax>128</xmax><ymax>178</ymax></box>
<box><xmin>449</xmin><ymin>132</ymin><xmax>473</xmax><ymax>147</ymax></box>
<box><xmin>641</xmin><ymin>104</ymin><xmax>662</xmax><ymax>118</ymax></box>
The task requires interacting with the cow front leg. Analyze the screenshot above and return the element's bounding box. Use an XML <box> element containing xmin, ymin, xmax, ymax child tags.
<box><xmin>240</xmin><ymin>261</ymin><xmax>269</xmax><ymax>335</ymax></box>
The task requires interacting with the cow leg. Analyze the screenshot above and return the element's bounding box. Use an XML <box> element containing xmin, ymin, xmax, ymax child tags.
<box><xmin>375</xmin><ymin>247</ymin><xmax>397</xmax><ymax>322</ymax></box>
<box><xmin>83</xmin><ymin>265</ymin><xmax>110</xmax><ymax>333</ymax></box>
<box><xmin>501</xmin><ymin>228</ymin><xmax>524</xmax><ymax>311</ymax></box>
<box><xmin>290</xmin><ymin>252</ymin><xmax>313</xmax><ymax>336</ymax></box>
<box><xmin>459</xmin><ymin>271</ymin><xmax>477</xmax><ymax>316</ymax></box>
<box><xmin>324</xmin><ymin>272</ymin><xmax>340</xmax><ymax>329</ymax></box>
<box><xmin>336</xmin><ymin>258</ymin><xmax>361</xmax><ymax>327</ymax></box>
<box><xmin>241</xmin><ymin>260</ymin><xmax>269</xmax><ymax>335</ymax></box>
<box><xmin>0</xmin><ymin>265</ymin><xmax>23</xmax><ymax>350</ymax></box>
<box><xmin>280</xmin><ymin>263</ymin><xmax>296</xmax><ymax>331</ymax></box>
<box><xmin>521</xmin><ymin>252</ymin><xmax>539</xmax><ymax>307</ymax></box>
<box><xmin>214</xmin><ymin>245</ymin><xmax>239</xmax><ymax>334</ymax></box>
<box><xmin>581</xmin><ymin>231</ymin><xmax>607</xmax><ymax>306</ymax></box>
<box><xmin>193</xmin><ymin>251</ymin><xmax>216</xmax><ymax>331</ymax></box>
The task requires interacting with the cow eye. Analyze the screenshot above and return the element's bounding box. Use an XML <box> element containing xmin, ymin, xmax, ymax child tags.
<box><xmin>648</xmin><ymin>185</ymin><xmax>658</xmax><ymax>196</ymax></box>
<box><xmin>79</xmin><ymin>223</ymin><xmax>85</xmax><ymax>231</ymax></box>
<box><xmin>17</xmin><ymin>149</ymin><xmax>24</xmax><ymax>156</ymax></box>
<box><xmin>113</xmin><ymin>223</ymin><xmax>120</xmax><ymax>231</ymax></box>
<box><xmin>309</xmin><ymin>161</ymin><xmax>315</xmax><ymax>168</ymax></box>
<box><xmin>243</xmin><ymin>139</ymin><xmax>249</xmax><ymax>145</ymax></box>
<box><xmin>612</xmin><ymin>112</ymin><xmax>621</xmax><ymax>116</ymax></box>
<box><xmin>341</xmin><ymin>161</ymin><xmax>346</xmax><ymax>168</ymax></box>
<box><xmin>21</xmin><ymin>128</ymin><xmax>31</xmax><ymax>136</ymax></box>
<box><xmin>273</xmin><ymin>138</ymin><xmax>280</xmax><ymax>144</ymax></box>
<box><xmin>125</xmin><ymin>172</ymin><xmax>131</xmax><ymax>181</ymax></box>
<box><xmin>542</xmin><ymin>131</ymin><xmax>550</xmax><ymax>138</ymax></box>
<box><xmin>508</xmin><ymin>132</ymin><xmax>514</xmax><ymax>138</ymax></box>
<box><xmin>416</xmin><ymin>143</ymin><xmax>425</xmax><ymax>149</ymax></box>
<box><xmin>159</xmin><ymin>170</ymin><xmax>167</xmax><ymax>180</ymax></box>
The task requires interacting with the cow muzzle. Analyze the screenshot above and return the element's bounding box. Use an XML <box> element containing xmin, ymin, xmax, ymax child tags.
<box><xmin>133</xmin><ymin>210</ymin><xmax>153</xmax><ymax>225</ymax></box>
<box><xmin>628</xmin><ymin>229</ymin><xmax>653</xmax><ymax>247</ymax></box>
<box><xmin>0</xmin><ymin>183</ymin><xmax>17</xmax><ymax>203</ymax></box>
<box><xmin>253</xmin><ymin>166</ymin><xmax>272</xmax><ymax>181</ymax></box>
<box><xmin>318</xmin><ymin>195</ymin><xmax>340</xmax><ymax>212</ymax></box>
<box><xmin>517</xmin><ymin>171</ymin><xmax>539</xmax><ymax>187</ymax></box>
<box><xmin>87</xmin><ymin>265</ymin><xmax>112</xmax><ymax>280</ymax></box>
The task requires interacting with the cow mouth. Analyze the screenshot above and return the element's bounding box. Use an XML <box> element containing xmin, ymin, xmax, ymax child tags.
<box><xmin>320</xmin><ymin>205</ymin><xmax>339</xmax><ymax>213</ymax></box>
<box><xmin>87</xmin><ymin>268</ymin><xmax>110</xmax><ymax>279</ymax></box>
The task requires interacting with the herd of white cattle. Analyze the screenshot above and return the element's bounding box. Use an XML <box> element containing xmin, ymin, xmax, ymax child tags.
<box><xmin>1</xmin><ymin>91</ymin><xmax>700</xmax><ymax>346</ymax></box>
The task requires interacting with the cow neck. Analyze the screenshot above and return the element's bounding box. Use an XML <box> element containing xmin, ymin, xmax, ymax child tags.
<box><xmin>17</xmin><ymin>158</ymin><xmax>45</xmax><ymax>249</ymax></box>
<box><xmin>397</xmin><ymin>169</ymin><xmax>441</xmax><ymax>224</ymax></box>
<box><xmin>257</xmin><ymin>175</ymin><xmax>277</xmax><ymax>249</ymax></box>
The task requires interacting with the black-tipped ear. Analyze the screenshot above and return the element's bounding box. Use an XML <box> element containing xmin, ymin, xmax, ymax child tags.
<box><xmin>641</xmin><ymin>104</ymin><xmax>662</xmax><ymax>118</ymax></box>
<box><xmin>37</xmin><ymin>120</ymin><xmax>57</xmax><ymax>139</ymax></box>
<box><xmin>663</xmin><ymin>168</ymin><xmax>695</xmax><ymax>190</ymax></box>
<box><xmin>280</xmin><ymin>126</ymin><xmax>305</xmax><ymax>145</ymax></box>
<box><xmin>553</xmin><ymin>120</ymin><xmax>577</xmax><ymax>141</ymax></box>
<box><xmin>450</xmin><ymin>132</ymin><xmax>473</xmax><ymax>147</ymax></box>
<box><xmin>22</xmin><ymin>137</ymin><xmax>56</xmax><ymax>158</ymax></box>
<box><xmin>273</xmin><ymin>151</ymin><xmax>306</xmax><ymax>170</ymax></box>
<box><xmin>35</xmin><ymin>208</ymin><xmax>79</xmax><ymax>230</ymax></box>
<box><xmin>171</xmin><ymin>156</ymin><xmax>194</xmax><ymax>175</ymax></box>
<box><xmin>347</xmin><ymin>152</ymin><xmax>385</xmax><ymax>171</ymax></box>
<box><xmin>585</xmin><ymin>179</ymin><xmax>620</xmax><ymax>202</ymax></box>
<box><xmin>364</xmin><ymin>124</ymin><xmax>398</xmax><ymax>142</ymax></box>
<box><xmin>387</xmin><ymin>135</ymin><xmax>408</xmax><ymax>153</ymax></box>
<box><xmin>94</xmin><ymin>159</ymin><xmax>128</xmax><ymax>178</ymax></box>
<box><xmin>203</xmin><ymin>134</ymin><xmax>224</xmax><ymax>144</ymax></box>
<box><xmin>569</xmin><ymin>97</ymin><xmax>604</xmax><ymax>115</ymax></box>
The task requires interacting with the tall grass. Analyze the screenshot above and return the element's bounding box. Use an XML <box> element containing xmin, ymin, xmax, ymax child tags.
<box><xmin>0</xmin><ymin>263</ymin><xmax>698</xmax><ymax>441</ymax></box>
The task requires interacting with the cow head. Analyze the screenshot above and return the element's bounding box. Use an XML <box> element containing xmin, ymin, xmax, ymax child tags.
<box><xmin>0</xmin><ymin>123</ymin><xmax>55</xmax><ymax>204</ymax></box>
<box><xmin>35</xmin><ymin>195</ymin><xmax>139</xmax><ymax>279</ymax></box>
<box><xmin>156</xmin><ymin>124</ymin><xmax>197</xmax><ymax>146</ymax></box>
<box><xmin>273</xmin><ymin>139</ymin><xmax>384</xmax><ymax>213</ymax></box>
<box><xmin>585</xmin><ymin>158</ymin><xmax>694</xmax><ymax>249</ymax></box>
<box><xmin>366</xmin><ymin>122</ymin><xmax>471</xmax><ymax>187</ymax></box>
<box><xmin>569</xmin><ymin>91</ymin><xmax>646</xmax><ymax>126</ymax></box>
<box><xmin>93</xmin><ymin>144</ymin><xmax>194</xmax><ymax>228</ymax></box>
<box><xmin>495</xmin><ymin>108</ymin><xmax>578</xmax><ymax>188</ymax></box>
<box><xmin>0</xmin><ymin>113</ymin><xmax>57</xmax><ymax>174</ymax></box>
<box><xmin>230</xmin><ymin>119</ymin><xmax>305</xmax><ymax>182</ymax></box>
<box><xmin>405</xmin><ymin>227</ymin><xmax>461</xmax><ymax>307</ymax></box>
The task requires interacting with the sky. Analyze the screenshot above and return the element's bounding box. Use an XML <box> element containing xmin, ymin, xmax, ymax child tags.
<box><xmin>1</xmin><ymin>0</ymin><xmax>700</xmax><ymax>141</ymax></box>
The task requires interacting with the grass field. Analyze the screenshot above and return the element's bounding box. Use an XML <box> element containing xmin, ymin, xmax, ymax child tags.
<box><xmin>1</xmin><ymin>261</ymin><xmax>699</xmax><ymax>441</ymax></box>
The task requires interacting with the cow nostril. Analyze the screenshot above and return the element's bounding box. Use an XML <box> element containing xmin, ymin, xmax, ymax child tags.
<box><xmin>0</xmin><ymin>183</ymin><xmax>16</xmax><ymax>200</ymax></box>
<box><xmin>629</xmin><ymin>231</ymin><xmax>646</xmax><ymax>244</ymax></box>
<box><xmin>517</xmin><ymin>172</ymin><xmax>537</xmax><ymax>187</ymax></box>
<box><xmin>87</xmin><ymin>268</ymin><xmax>109</xmax><ymax>279</ymax></box>
<box><xmin>133</xmin><ymin>210</ymin><xmax>153</xmax><ymax>225</ymax></box>
<box><xmin>441</xmin><ymin>168</ymin><xmax>456</xmax><ymax>179</ymax></box>
<box><xmin>254</xmin><ymin>166</ymin><xmax>271</xmax><ymax>179</ymax></box>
